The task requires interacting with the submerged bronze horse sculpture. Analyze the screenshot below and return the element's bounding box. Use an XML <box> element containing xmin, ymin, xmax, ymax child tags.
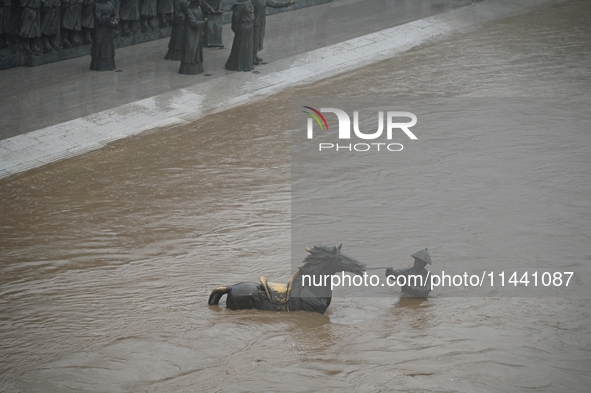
<box><xmin>208</xmin><ymin>245</ymin><xmax>366</xmax><ymax>314</ymax></box>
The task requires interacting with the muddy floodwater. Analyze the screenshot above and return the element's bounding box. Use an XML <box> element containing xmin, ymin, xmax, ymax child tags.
<box><xmin>1</xmin><ymin>1</ymin><xmax>591</xmax><ymax>392</ymax></box>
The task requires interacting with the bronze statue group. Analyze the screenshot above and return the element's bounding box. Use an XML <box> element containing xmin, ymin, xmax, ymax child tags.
<box><xmin>1</xmin><ymin>0</ymin><xmax>294</xmax><ymax>72</ymax></box>
<box><xmin>86</xmin><ymin>0</ymin><xmax>295</xmax><ymax>72</ymax></box>
<box><xmin>93</xmin><ymin>0</ymin><xmax>296</xmax><ymax>73</ymax></box>
<box><xmin>164</xmin><ymin>0</ymin><xmax>221</xmax><ymax>74</ymax></box>
<box><xmin>2</xmin><ymin>0</ymin><xmax>175</xmax><ymax>55</ymax></box>
<box><xmin>96</xmin><ymin>0</ymin><xmax>297</xmax><ymax>73</ymax></box>
<box><xmin>164</xmin><ymin>0</ymin><xmax>295</xmax><ymax>75</ymax></box>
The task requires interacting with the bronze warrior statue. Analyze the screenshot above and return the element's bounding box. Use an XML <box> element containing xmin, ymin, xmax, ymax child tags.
<box><xmin>61</xmin><ymin>0</ymin><xmax>83</xmax><ymax>47</ymax></box>
<box><xmin>80</xmin><ymin>0</ymin><xmax>94</xmax><ymax>44</ymax></box>
<box><xmin>164</xmin><ymin>0</ymin><xmax>185</xmax><ymax>60</ymax></box>
<box><xmin>15</xmin><ymin>0</ymin><xmax>42</xmax><ymax>53</ymax></box>
<box><xmin>157</xmin><ymin>0</ymin><xmax>173</xmax><ymax>27</ymax></box>
<box><xmin>139</xmin><ymin>0</ymin><xmax>158</xmax><ymax>32</ymax></box>
<box><xmin>177</xmin><ymin>0</ymin><xmax>215</xmax><ymax>74</ymax></box>
<box><xmin>119</xmin><ymin>0</ymin><xmax>140</xmax><ymax>36</ymax></box>
<box><xmin>385</xmin><ymin>248</ymin><xmax>433</xmax><ymax>298</ymax></box>
<box><xmin>89</xmin><ymin>0</ymin><xmax>117</xmax><ymax>70</ymax></box>
<box><xmin>251</xmin><ymin>0</ymin><xmax>294</xmax><ymax>65</ymax></box>
<box><xmin>40</xmin><ymin>0</ymin><xmax>61</xmax><ymax>51</ymax></box>
<box><xmin>202</xmin><ymin>0</ymin><xmax>222</xmax><ymax>47</ymax></box>
<box><xmin>224</xmin><ymin>0</ymin><xmax>253</xmax><ymax>71</ymax></box>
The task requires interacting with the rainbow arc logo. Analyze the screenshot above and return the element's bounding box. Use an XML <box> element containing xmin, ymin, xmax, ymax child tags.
<box><xmin>302</xmin><ymin>106</ymin><xmax>329</xmax><ymax>138</ymax></box>
<box><xmin>300</xmin><ymin>105</ymin><xmax>418</xmax><ymax>152</ymax></box>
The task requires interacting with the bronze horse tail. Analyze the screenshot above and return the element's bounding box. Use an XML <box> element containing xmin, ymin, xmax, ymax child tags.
<box><xmin>208</xmin><ymin>286</ymin><xmax>231</xmax><ymax>306</ymax></box>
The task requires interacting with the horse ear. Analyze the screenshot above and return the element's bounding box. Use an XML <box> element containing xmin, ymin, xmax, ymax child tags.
<box><xmin>332</xmin><ymin>246</ymin><xmax>338</xmax><ymax>255</ymax></box>
<box><xmin>306</xmin><ymin>246</ymin><xmax>312</xmax><ymax>253</ymax></box>
<box><xmin>338</xmin><ymin>244</ymin><xmax>342</xmax><ymax>251</ymax></box>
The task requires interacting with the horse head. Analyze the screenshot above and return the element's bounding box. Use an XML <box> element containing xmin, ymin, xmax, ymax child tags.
<box><xmin>303</xmin><ymin>244</ymin><xmax>366</xmax><ymax>276</ymax></box>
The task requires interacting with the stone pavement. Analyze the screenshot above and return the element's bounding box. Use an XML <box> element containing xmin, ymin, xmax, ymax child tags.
<box><xmin>0</xmin><ymin>0</ymin><xmax>551</xmax><ymax>179</ymax></box>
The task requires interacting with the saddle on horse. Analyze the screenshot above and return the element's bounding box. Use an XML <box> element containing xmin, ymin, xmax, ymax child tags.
<box><xmin>259</xmin><ymin>276</ymin><xmax>294</xmax><ymax>305</ymax></box>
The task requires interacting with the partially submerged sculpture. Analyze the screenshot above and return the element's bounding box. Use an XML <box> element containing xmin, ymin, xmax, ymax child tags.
<box><xmin>385</xmin><ymin>248</ymin><xmax>433</xmax><ymax>298</ymax></box>
<box><xmin>208</xmin><ymin>244</ymin><xmax>366</xmax><ymax>313</ymax></box>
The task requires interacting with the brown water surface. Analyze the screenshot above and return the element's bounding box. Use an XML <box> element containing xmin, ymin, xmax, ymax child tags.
<box><xmin>1</xmin><ymin>1</ymin><xmax>591</xmax><ymax>392</ymax></box>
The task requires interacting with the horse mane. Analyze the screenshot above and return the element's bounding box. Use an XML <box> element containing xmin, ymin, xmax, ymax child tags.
<box><xmin>297</xmin><ymin>245</ymin><xmax>341</xmax><ymax>273</ymax></box>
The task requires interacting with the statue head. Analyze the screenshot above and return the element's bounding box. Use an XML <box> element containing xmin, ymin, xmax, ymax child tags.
<box><xmin>304</xmin><ymin>244</ymin><xmax>366</xmax><ymax>276</ymax></box>
<box><xmin>412</xmin><ymin>248</ymin><xmax>431</xmax><ymax>268</ymax></box>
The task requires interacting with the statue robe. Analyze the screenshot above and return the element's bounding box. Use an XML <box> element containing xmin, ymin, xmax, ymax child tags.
<box><xmin>90</xmin><ymin>1</ymin><xmax>116</xmax><ymax>70</ymax></box>
<box><xmin>224</xmin><ymin>0</ymin><xmax>253</xmax><ymax>71</ymax></box>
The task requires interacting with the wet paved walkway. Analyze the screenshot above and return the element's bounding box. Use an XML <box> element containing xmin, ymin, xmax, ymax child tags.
<box><xmin>0</xmin><ymin>0</ymin><xmax>550</xmax><ymax>179</ymax></box>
